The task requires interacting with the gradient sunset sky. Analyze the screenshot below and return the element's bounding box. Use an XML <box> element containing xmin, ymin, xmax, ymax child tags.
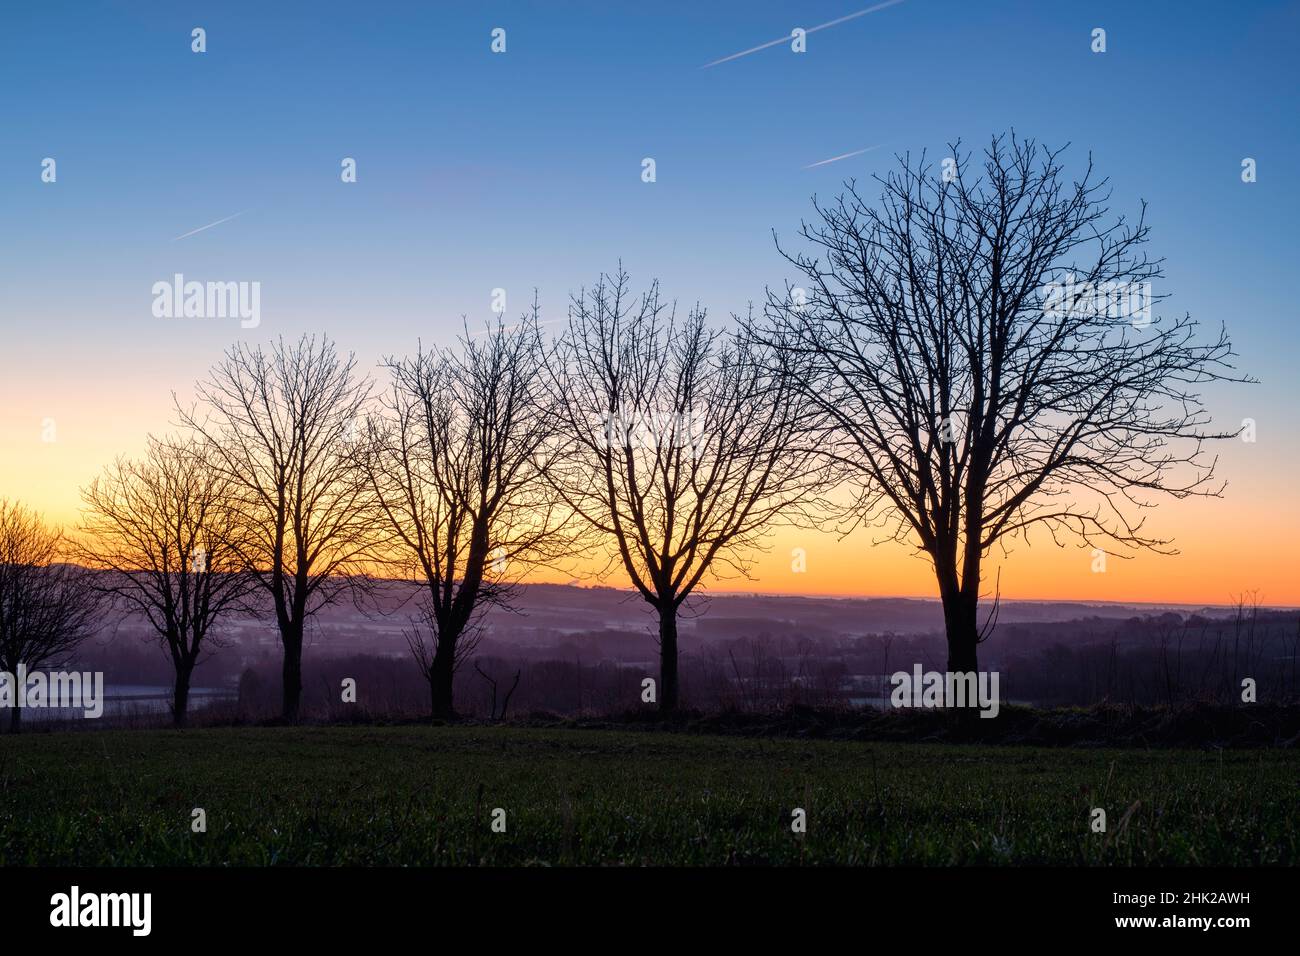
<box><xmin>1</xmin><ymin>1</ymin><xmax>1297</xmax><ymax>605</ymax></box>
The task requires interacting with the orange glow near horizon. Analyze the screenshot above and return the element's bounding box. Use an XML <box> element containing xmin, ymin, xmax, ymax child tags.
<box><xmin>3</xmin><ymin>395</ymin><xmax>1294</xmax><ymax>608</ymax></box>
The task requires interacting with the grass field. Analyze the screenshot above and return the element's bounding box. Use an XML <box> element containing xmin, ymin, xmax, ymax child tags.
<box><xmin>1</xmin><ymin>725</ymin><xmax>1295</xmax><ymax>865</ymax></box>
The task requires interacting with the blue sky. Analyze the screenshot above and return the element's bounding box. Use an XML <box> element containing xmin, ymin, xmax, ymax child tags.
<box><xmin>1</xmin><ymin>0</ymin><xmax>1297</xmax><ymax>600</ymax></box>
<box><xmin>4</xmin><ymin>1</ymin><xmax>1297</xmax><ymax>347</ymax></box>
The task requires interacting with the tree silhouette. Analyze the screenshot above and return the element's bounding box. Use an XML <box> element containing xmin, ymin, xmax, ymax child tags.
<box><xmin>550</xmin><ymin>269</ymin><xmax>830</xmax><ymax>714</ymax></box>
<box><xmin>759</xmin><ymin>134</ymin><xmax>1248</xmax><ymax>678</ymax></box>
<box><xmin>77</xmin><ymin>435</ymin><xmax>253</xmax><ymax>726</ymax></box>
<box><xmin>0</xmin><ymin>500</ymin><xmax>99</xmax><ymax>733</ymax></box>
<box><xmin>179</xmin><ymin>335</ymin><xmax>375</xmax><ymax>721</ymax></box>
<box><xmin>359</xmin><ymin>312</ymin><xmax>570</xmax><ymax>719</ymax></box>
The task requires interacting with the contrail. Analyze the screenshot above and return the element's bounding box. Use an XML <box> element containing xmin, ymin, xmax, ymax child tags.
<box><xmin>172</xmin><ymin>211</ymin><xmax>245</xmax><ymax>241</ymax></box>
<box><xmin>701</xmin><ymin>0</ymin><xmax>908</xmax><ymax>69</ymax></box>
<box><xmin>803</xmin><ymin>144</ymin><xmax>884</xmax><ymax>169</ymax></box>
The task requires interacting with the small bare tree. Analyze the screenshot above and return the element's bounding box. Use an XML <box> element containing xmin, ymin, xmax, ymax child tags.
<box><xmin>179</xmin><ymin>335</ymin><xmax>375</xmax><ymax>721</ymax></box>
<box><xmin>359</xmin><ymin>312</ymin><xmax>569</xmax><ymax>719</ymax></box>
<box><xmin>549</xmin><ymin>269</ymin><xmax>830</xmax><ymax>714</ymax></box>
<box><xmin>473</xmin><ymin>659</ymin><xmax>521</xmax><ymax>721</ymax></box>
<box><xmin>760</xmin><ymin>133</ymin><xmax>1248</xmax><ymax>677</ymax></box>
<box><xmin>76</xmin><ymin>436</ymin><xmax>253</xmax><ymax>726</ymax></box>
<box><xmin>0</xmin><ymin>500</ymin><xmax>100</xmax><ymax>733</ymax></box>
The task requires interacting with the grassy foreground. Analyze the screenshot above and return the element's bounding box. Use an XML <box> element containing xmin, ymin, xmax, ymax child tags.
<box><xmin>1</xmin><ymin>725</ymin><xmax>1295</xmax><ymax>865</ymax></box>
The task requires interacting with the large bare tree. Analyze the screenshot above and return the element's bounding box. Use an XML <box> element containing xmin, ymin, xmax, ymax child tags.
<box><xmin>180</xmin><ymin>335</ymin><xmax>374</xmax><ymax>721</ymax></box>
<box><xmin>359</xmin><ymin>312</ymin><xmax>569</xmax><ymax>719</ymax></box>
<box><xmin>760</xmin><ymin>134</ymin><xmax>1247</xmax><ymax>677</ymax></box>
<box><xmin>0</xmin><ymin>500</ymin><xmax>100</xmax><ymax>733</ymax></box>
<box><xmin>549</xmin><ymin>269</ymin><xmax>829</xmax><ymax>714</ymax></box>
<box><xmin>76</xmin><ymin>436</ymin><xmax>252</xmax><ymax>726</ymax></box>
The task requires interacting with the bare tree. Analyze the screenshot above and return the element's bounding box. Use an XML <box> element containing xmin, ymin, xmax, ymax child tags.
<box><xmin>179</xmin><ymin>335</ymin><xmax>375</xmax><ymax>721</ymax></box>
<box><xmin>474</xmin><ymin>659</ymin><xmax>521</xmax><ymax>721</ymax></box>
<box><xmin>359</xmin><ymin>312</ymin><xmax>569</xmax><ymax>719</ymax></box>
<box><xmin>76</xmin><ymin>436</ymin><xmax>253</xmax><ymax>726</ymax></box>
<box><xmin>0</xmin><ymin>500</ymin><xmax>100</xmax><ymax>733</ymax></box>
<box><xmin>760</xmin><ymin>133</ymin><xmax>1248</xmax><ymax>678</ymax></box>
<box><xmin>549</xmin><ymin>269</ymin><xmax>830</xmax><ymax>714</ymax></box>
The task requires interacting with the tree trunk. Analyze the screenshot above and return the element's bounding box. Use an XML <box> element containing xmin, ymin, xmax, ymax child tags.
<box><xmin>8</xmin><ymin>703</ymin><xmax>20</xmax><ymax>734</ymax></box>
<box><xmin>173</xmin><ymin>661</ymin><xmax>193</xmax><ymax>728</ymax></box>
<box><xmin>942</xmin><ymin>590</ymin><xmax>980</xmax><ymax>674</ymax></box>
<box><xmin>429</xmin><ymin>639</ymin><xmax>456</xmax><ymax>720</ymax></box>
<box><xmin>941</xmin><ymin>589</ymin><xmax>982</xmax><ymax>729</ymax></box>
<box><xmin>658</xmin><ymin>606</ymin><xmax>679</xmax><ymax>715</ymax></box>
<box><xmin>281</xmin><ymin>624</ymin><xmax>303</xmax><ymax>722</ymax></box>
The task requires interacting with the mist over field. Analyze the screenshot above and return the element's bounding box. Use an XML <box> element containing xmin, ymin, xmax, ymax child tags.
<box><xmin>59</xmin><ymin>579</ymin><xmax>1296</xmax><ymax>723</ymax></box>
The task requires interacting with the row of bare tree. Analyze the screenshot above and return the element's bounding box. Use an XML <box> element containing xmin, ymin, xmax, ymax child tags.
<box><xmin>1</xmin><ymin>134</ymin><xmax>1246</xmax><ymax>729</ymax></box>
<box><xmin>69</xmin><ymin>276</ymin><xmax>832</xmax><ymax>724</ymax></box>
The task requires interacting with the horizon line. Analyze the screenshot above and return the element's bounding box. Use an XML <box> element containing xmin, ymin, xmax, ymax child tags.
<box><xmin>57</xmin><ymin>564</ymin><xmax>1289</xmax><ymax>611</ymax></box>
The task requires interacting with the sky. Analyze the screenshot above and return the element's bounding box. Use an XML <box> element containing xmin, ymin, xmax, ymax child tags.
<box><xmin>1</xmin><ymin>0</ymin><xmax>1297</xmax><ymax>605</ymax></box>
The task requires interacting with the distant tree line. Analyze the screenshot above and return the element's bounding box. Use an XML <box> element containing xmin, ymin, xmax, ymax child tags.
<box><xmin>61</xmin><ymin>606</ymin><xmax>1298</xmax><ymax>725</ymax></box>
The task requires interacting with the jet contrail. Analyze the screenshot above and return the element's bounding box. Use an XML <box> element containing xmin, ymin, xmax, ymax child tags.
<box><xmin>172</xmin><ymin>211</ymin><xmax>245</xmax><ymax>241</ymax></box>
<box><xmin>803</xmin><ymin>144</ymin><xmax>884</xmax><ymax>169</ymax></box>
<box><xmin>701</xmin><ymin>0</ymin><xmax>908</xmax><ymax>69</ymax></box>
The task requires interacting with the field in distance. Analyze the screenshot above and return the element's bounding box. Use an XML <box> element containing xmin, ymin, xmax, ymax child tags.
<box><xmin>0</xmin><ymin>726</ymin><xmax>1294</xmax><ymax>866</ymax></box>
